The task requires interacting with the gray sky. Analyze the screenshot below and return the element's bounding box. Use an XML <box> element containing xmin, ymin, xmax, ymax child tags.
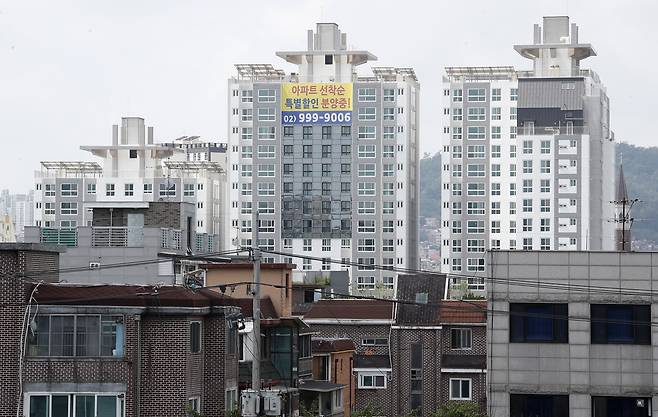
<box><xmin>1</xmin><ymin>0</ymin><xmax>656</xmax><ymax>192</ymax></box>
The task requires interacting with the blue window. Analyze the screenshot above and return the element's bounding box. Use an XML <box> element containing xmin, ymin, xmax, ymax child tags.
<box><xmin>510</xmin><ymin>303</ymin><xmax>568</xmax><ymax>343</ymax></box>
<box><xmin>591</xmin><ymin>305</ymin><xmax>650</xmax><ymax>345</ymax></box>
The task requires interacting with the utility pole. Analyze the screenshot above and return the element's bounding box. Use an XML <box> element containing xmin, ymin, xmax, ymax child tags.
<box><xmin>251</xmin><ymin>209</ymin><xmax>261</xmax><ymax>392</ymax></box>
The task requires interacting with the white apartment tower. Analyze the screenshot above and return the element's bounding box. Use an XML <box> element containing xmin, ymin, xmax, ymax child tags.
<box><xmin>34</xmin><ymin>117</ymin><xmax>226</xmax><ymax>251</ymax></box>
<box><xmin>440</xmin><ymin>17</ymin><xmax>616</xmax><ymax>289</ymax></box>
<box><xmin>227</xmin><ymin>23</ymin><xmax>420</xmax><ymax>294</ymax></box>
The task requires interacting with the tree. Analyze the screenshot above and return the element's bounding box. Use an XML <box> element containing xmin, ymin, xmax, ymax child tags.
<box><xmin>352</xmin><ymin>403</ymin><xmax>383</xmax><ymax>417</ymax></box>
<box><xmin>430</xmin><ymin>402</ymin><xmax>487</xmax><ymax>417</ymax></box>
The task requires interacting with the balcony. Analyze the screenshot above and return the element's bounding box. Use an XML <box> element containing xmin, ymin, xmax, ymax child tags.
<box><xmin>39</xmin><ymin>228</ymin><xmax>78</xmax><ymax>247</ymax></box>
<box><xmin>92</xmin><ymin>227</ymin><xmax>143</xmax><ymax>247</ymax></box>
<box><xmin>518</xmin><ymin>125</ymin><xmax>588</xmax><ymax>136</ymax></box>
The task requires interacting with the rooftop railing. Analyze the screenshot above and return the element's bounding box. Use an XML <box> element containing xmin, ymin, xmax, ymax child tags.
<box><xmin>40</xmin><ymin>228</ymin><xmax>78</xmax><ymax>247</ymax></box>
<box><xmin>518</xmin><ymin>126</ymin><xmax>589</xmax><ymax>136</ymax></box>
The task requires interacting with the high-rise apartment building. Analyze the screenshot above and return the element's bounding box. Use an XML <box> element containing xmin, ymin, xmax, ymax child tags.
<box><xmin>440</xmin><ymin>17</ymin><xmax>616</xmax><ymax>290</ymax></box>
<box><xmin>0</xmin><ymin>189</ymin><xmax>34</xmax><ymax>241</ymax></box>
<box><xmin>226</xmin><ymin>23</ymin><xmax>420</xmax><ymax>294</ymax></box>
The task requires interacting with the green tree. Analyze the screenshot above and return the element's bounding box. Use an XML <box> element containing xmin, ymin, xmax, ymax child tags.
<box><xmin>352</xmin><ymin>403</ymin><xmax>384</xmax><ymax>417</ymax></box>
<box><xmin>430</xmin><ymin>402</ymin><xmax>486</xmax><ymax>417</ymax></box>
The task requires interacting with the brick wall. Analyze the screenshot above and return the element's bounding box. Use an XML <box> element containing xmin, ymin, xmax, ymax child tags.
<box><xmin>309</xmin><ymin>324</ymin><xmax>391</xmax><ymax>355</ymax></box>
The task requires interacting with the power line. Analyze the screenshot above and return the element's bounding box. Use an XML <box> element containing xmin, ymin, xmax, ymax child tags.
<box><xmin>257</xmin><ymin>248</ymin><xmax>658</xmax><ymax>298</ymax></box>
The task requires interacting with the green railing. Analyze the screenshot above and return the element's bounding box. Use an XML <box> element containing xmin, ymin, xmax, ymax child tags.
<box><xmin>40</xmin><ymin>228</ymin><xmax>78</xmax><ymax>247</ymax></box>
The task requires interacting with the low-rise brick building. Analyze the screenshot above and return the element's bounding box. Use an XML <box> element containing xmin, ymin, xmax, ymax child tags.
<box><xmin>304</xmin><ymin>273</ymin><xmax>487</xmax><ymax>417</ymax></box>
<box><xmin>1</xmin><ymin>243</ymin><xmax>241</xmax><ymax>417</ymax></box>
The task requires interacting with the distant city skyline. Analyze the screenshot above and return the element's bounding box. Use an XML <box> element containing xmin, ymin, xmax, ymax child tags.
<box><xmin>1</xmin><ymin>0</ymin><xmax>657</xmax><ymax>192</ymax></box>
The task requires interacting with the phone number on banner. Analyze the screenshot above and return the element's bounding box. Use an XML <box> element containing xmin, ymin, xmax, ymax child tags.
<box><xmin>281</xmin><ymin>111</ymin><xmax>352</xmax><ymax>125</ymax></box>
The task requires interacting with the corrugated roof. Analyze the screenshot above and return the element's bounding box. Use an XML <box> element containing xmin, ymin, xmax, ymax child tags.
<box><xmin>303</xmin><ymin>299</ymin><xmax>394</xmax><ymax>320</ymax></box>
<box><xmin>439</xmin><ymin>301</ymin><xmax>487</xmax><ymax>324</ymax></box>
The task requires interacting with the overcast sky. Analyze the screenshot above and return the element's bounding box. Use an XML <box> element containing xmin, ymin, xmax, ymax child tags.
<box><xmin>1</xmin><ymin>0</ymin><xmax>656</xmax><ymax>192</ymax></box>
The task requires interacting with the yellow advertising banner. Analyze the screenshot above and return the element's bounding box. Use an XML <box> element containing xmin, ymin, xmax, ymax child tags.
<box><xmin>281</xmin><ymin>83</ymin><xmax>353</xmax><ymax>124</ymax></box>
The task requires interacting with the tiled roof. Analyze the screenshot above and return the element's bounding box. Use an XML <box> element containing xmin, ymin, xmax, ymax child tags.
<box><xmin>303</xmin><ymin>299</ymin><xmax>394</xmax><ymax>320</ymax></box>
<box><xmin>312</xmin><ymin>338</ymin><xmax>356</xmax><ymax>353</ymax></box>
<box><xmin>395</xmin><ymin>274</ymin><xmax>446</xmax><ymax>325</ymax></box>
<box><xmin>31</xmin><ymin>283</ymin><xmax>278</xmax><ymax>317</ymax></box>
<box><xmin>439</xmin><ymin>301</ymin><xmax>487</xmax><ymax>323</ymax></box>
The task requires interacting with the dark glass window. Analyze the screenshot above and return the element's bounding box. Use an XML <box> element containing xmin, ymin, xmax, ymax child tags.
<box><xmin>303</xmin><ymin>126</ymin><xmax>313</xmax><ymax>139</ymax></box>
<box><xmin>283</xmin><ymin>182</ymin><xmax>293</xmax><ymax>194</ymax></box>
<box><xmin>341</xmin><ymin>144</ymin><xmax>351</xmax><ymax>155</ymax></box>
<box><xmin>592</xmin><ymin>396</ymin><xmax>651</xmax><ymax>417</ymax></box>
<box><xmin>322</xmin><ymin>182</ymin><xmax>331</xmax><ymax>196</ymax></box>
<box><xmin>283</xmin><ymin>126</ymin><xmax>294</xmax><ymax>137</ymax></box>
<box><xmin>190</xmin><ymin>321</ymin><xmax>201</xmax><ymax>353</ymax></box>
<box><xmin>591</xmin><ymin>305</ymin><xmax>650</xmax><ymax>345</ymax></box>
<box><xmin>283</xmin><ymin>144</ymin><xmax>293</xmax><ymax>155</ymax></box>
<box><xmin>325</xmin><ymin>54</ymin><xmax>333</xmax><ymax>65</ymax></box>
<box><xmin>341</xmin><ymin>126</ymin><xmax>351</xmax><ymax>137</ymax></box>
<box><xmin>129</xmin><ymin>149</ymin><xmax>137</xmax><ymax>158</ymax></box>
<box><xmin>322</xmin><ymin>126</ymin><xmax>332</xmax><ymax>139</ymax></box>
<box><xmin>510</xmin><ymin>303</ymin><xmax>568</xmax><ymax>343</ymax></box>
<box><xmin>510</xmin><ymin>394</ymin><xmax>568</xmax><ymax>417</ymax></box>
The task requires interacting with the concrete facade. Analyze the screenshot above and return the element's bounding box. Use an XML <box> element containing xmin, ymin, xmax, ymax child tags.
<box><xmin>440</xmin><ymin>17</ymin><xmax>616</xmax><ymax>295</ymax></box>
<box><xmin>488</xmin><ymin>250</ymin><xmax>658</xmax><ymax>417</ymax></box>
<box><xmin>227</xmin><ymin>23</ymin><xmax>419</xmax><ymax>296</ymax></box>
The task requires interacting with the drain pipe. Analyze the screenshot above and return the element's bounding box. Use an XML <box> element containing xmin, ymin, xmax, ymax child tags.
<box><xmin>135</xmin><ymin>314</ymin><xmax>141</xmax><ymax>417</ymax></box>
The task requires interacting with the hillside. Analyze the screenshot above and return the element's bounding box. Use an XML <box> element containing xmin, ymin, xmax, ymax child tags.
<box><xmin>419</xmin><ymin>143</ymin><xmax>658</xmax><ymax>245</ymax></box>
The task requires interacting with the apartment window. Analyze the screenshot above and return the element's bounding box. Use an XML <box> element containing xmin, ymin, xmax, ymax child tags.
<box><xmin>452</xmin><ymin>108</ymin><xmax>462</xmax><ymax>121</ymax></box>
<box><xmin>358</xmin><ymin>182</ymin><xmax>375</xmax><ymax>196</ymax></box>
<box><xmin>283</xmin><ymin>164</ymin><xmax>293</xmax><ymax>176</ymax></box>
<box><xmin>121</xmin><ymin>183</ymin><xmax>133</xmax><ymax>197</ymax></box>
<box><xmin>383</xmin><ymin>220</ymin><xmax>394</xmax><ymax>233</ymax></box>
<box><xmin>522</xmin><ymin>218</ymin><xmax>533</xmax><ymax>232</ymax></box>
<box><xmin>241</xmin><ymin>90</ymin><xmax>253</xmax><ymax>103</ymax></box>
<box><xmin>449</xmin><ymin>378</ymin><xmax>472</xmax><ymax>400</ymax></box>
<box><xmin>510</xmin><ymin>394</ymin><xmax>568</xmax><ymax>417</ymax></box>
<box><xmin>491</xmin><ymin>220</ymin><xmax>500</xmax><ymax>233</ymax></box>
<box><xmin>357</xmin><ymin>238</ymin><xmax>376</xmax><ymax>252</ymax></box>
<box><xmin>105</xmin><ymin>184</ymin><xmax>115</xmax><ymax>197</ymax></box>
<box><xmin>282</xmin><ymin>126</ymin><xmax>294</xmax><ymax>137</ymax></box>
<box><xmin>189</xmin><ymin>321</ymin><xmax>202</xmax><ymax>353</ymax></box>
<box><xmin>357</xmin><ymin>276</ymin><xmax>376</xmax><ymax>289</ymax></box>
<box><xmin>467</xmin><ymin>145</ymin><xmax>486</xmax><ymax>159</ymax></box>
<box><xmin>467</xmin><ymin>220</ymin><xmax>485</xmax><ymax>234</ymax></box>
<box><xmin>467</xmin><ymin>239</ymin><xmax>485</xmax><ymax>253</ymax></box>
<box><xmin>358</xmin><ymin>201</ymin><xmax>376</xmax><ymax>215</ymax></box>
<box><xmin>258</xmin><ymin>164</ymin><xmax>275</xmax><ymax>177</ymax></box>
<box><xmin>358</xmin><ymin>372</ymin><xmax>386</xmax><ymax>389</ymax></box>
<box><xmin>522</xmin><ymin>179</ymin><xmax>533</xmax><ymax>193</ymax></box>
<box><xmin>382</xmin><ymin>239</ymin><xmax>394</xmax><ymax>252</ymax></box>
<box><xmin>522</xmin><ymin>140</ymin><xmax>533</xmax><ymax>154</ymax></box>
<box><xmin>491</xmin><ymin>202</ymin><xmax>500</xmax><ymax>215</ymax></box>
<box><xmin>358</xmin><ymin>87</ymin><xmax>376</xmax><ymax>101</ymax></box>
<box><xmin>322</xmin><ymin>163</ymin><xmax>332</xmax><ymax>177</ymax></box>
<box><xmin>383</xmin><ymin>88</ymin><xmax>395</xmax><ymax>101</ymax></box>
<box><xmin>258</xmin><ymin>126</ymin><xmax>276</xmax><ymax>140</ymax></box>
<box><xmin>341</xmin><ymin>144</ymin><xmax>352</xmax><ymax>156</ymax></box>
<box><xmin>337</xmin><ymin>126</ymin><xmax>350</xmax><ymax>139</ymax></box>
<box><xmin>539</xmin><ymin>218</ymin><xmax>551</xmax><ymax>232</ymax></box>
<box><xmin>540</xmin><ymin>199</ymin><xmax>550</xmax><ymax>213</ymax></box>
<box><xmin>467</xmin><ymin>164</ymin><xmax>485</xmax><ymax>177</ymax></box>
<box><xmin>491</xmin><ymin>88</ymin><xmax>501</xmax><ymax>101</ymax></box>
<box><xmin>453</xmin><ymin>89</ymin><xmax>462</xmax><ymax>102</ymax></box>
<box><xmin>467</xmin><ymin>88</ymin><xmax>485</xmax><ymax>102</ymax></box>
<box><xmin>491</xmin><ymin>107</ymin><xmax>501</xmax><ymax>120</ymax></box>
<box><xmin>27</xmin><ymin>314</ymin><xmax>124</xmax><ymax>357</ymax></box>
<box><xmin>590</xmin><ymin>304</ymin><xmax>650</xmax><ymax>344</ymax></box>
<box><xmin>452</xmin><ymin>183</ymin><xmax>462</xmax><ymax>196</ymax></box>
<box><xmin>540</xmin><ymin>140</ymin><xmax>551</xmax><ymax>154</ymax></box>
<box><xmin>26</xmin><ymin>394</ymin><xmax>126</xmax><ymax>417</ymax></box>
<box><xmin>241</xmin><ymin>127</ymin><xmax>253</xmax><ymax>140</ymax></box>
<box><xmin>467</xmin><ymin>201</ymin><xmax>485</xmax><ymax>215</ymax></box>
<box><xmin>321</xmin><ymin>144</ymin><xmax>332</xmax><ymax>158</ymax></box>
<box><xmin>540</xmin><ymin>238</ymin><xmax>551</xmax><ymax>250</ymax></box>
<box><xmin>510</xmin><ymin>88</ymin><xmax>518</xmax><ymax>101</ymax></box>
<box><xmin>523</xmin><ymin>160</ymin><xmax>533</xmax><ymax>174</ymax></box>
<box><xmin>467</xmin><ymin>107</ymin><xmax>486</xmax><ymax>121</ymax></box>
<box><xmin>358</xmin><ymin>107</ymin><xmax>376</xmax><ymax>121</ymax></box>
<box><xmin>257</xmin><ymin>145</ymin><xmax>276</xmax><ymax>159</ymax></box>
<box><xmin>523</xmin><ymin>199</ymin><xmax>533</xmax><ymax>213</ymax></box>
<box><xmin>467</xmin><ymin>126</ymin><xmax>485</xmax><ymax>139</ymax></box>
<box><xmin>452</xmin><ymin>164</ymin><xmax>462</xmax><ymax>178</ymax></box>
<box><xmin>60</xmin><ymin>183</ymin><xmax>78</xmax><ymax>197</ymax></box>
<box><xmin>257</xmin><ymin>183</ymin><xmax>275</xmax><ymax>196</ymax></box>
<box><xmin>510</xmin><ymin>126</ymin><xmax>517</xmax><ymax>138</ymax></box>
<box><xmin>522</xmin><ymin>238</ymin><xmax>533</xmax><ymax>250</ymax></box>
<box><xmin>540</xmin><ymin>179</ymin><xmax>551</xmax><ymax>193</ymax></box>
<box><xmin>241</xmin><ymin>108</ymin><xmax>253</xmax><ymax>121</ymax></box>
<box><xmin>510</xmin><ymin>303</ymin><xmax>568</xmax><ymax>343</ymax></box>
<box><xmin>452</xmin><ymin>221</ymin><xmax>462</xmax><ymax>234</ymax></box>
<box><xmin>384</xmin><ymin>164</ymin><xmax>395</xmax><ymax>178</ymax></box>
<box><xmin>491</xmin><ymin>126</ymin><xmax>501</xmax><ymax>139</ymax></box>
<box><xmin>258</xmin><ymin>88</ymin><xmax>275</xmax><ymax>102</ymax></box>
<box><xmin>241</xmin><ymin>145</ymin><xmax>253</xmax><ymax>158</ymax></box>
<box><xmin>320</xmin><ymin>125</ymin><xmax>332</xmax><ymax>139</ymax></box>
<box><xmin>241</xmin><ymin>183</ymin><xmax>252</xmax><ymax>196</ymax></box>
<box><xmin>182</xmin><ymin>183</ymin><xmax>195</xmax><ymax>197</ymax></box>
<box><xmin>358</xmin><ymin>126</ymin><xmax>376</xmax><ymax>139</ymax></box>
<box><xmin>241</xmin><ymin>164</ymin><xmax>252</xmax><ymax>177</ymax></box>
<box><xmin>258</xmin><ymin>107</ymin><xmax>276</xmax><ymax>122</ymax></box>
<box><xmin>452</xmin><ymin>145</ymin><xmax>463</xmax><ymax>158</ymax></box>
<box><xmin>357</xmin><ymin>220</ymin><xmax>375</xmax><ymax>233</ymax></box>
<box><xmin>540</xmin><ymin>160</ymin><xmax>551</xmax><ymax>174</ymax></box>
<box><xmin>509</xmin><ymin>183</ymin><xmax>516</xmax><ymax>196</ymax></box>
<box><xmin>467</xmin><ymin>183</ymin><xmax>485</xmax><ymax>196</ymax></box>
<box><xmin>43</xmin><ymin>202</ymin><xmax>55</xmax><ymax>215</ymax></box>
<box><xmin>491</xmin><ymin>164</ymin><xmax>501</xmax><ymax>177</ymax></box>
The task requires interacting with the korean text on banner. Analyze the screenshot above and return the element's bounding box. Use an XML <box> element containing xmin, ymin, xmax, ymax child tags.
<box><xmin>281</xmin><ymin>83</ymin><xmax>353</xmax><ymax>125</ymax></box>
